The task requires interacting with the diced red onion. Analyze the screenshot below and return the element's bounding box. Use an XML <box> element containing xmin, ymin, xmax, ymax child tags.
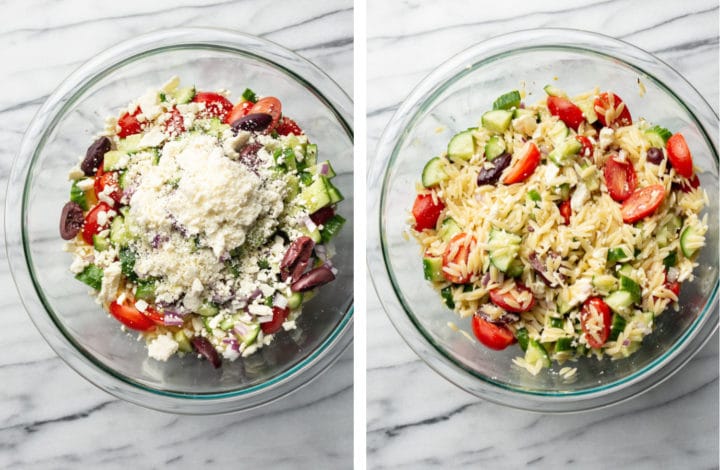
<box><xmin>315</xmin><ymin>244</ymin><xmax>327</xmax><ymax>260</ymax></box>
<box><xmin>222</xmin><ymin>337</ymin><xmax>240</xmax><ymax>352</ymax></box>
<box><xmin>163</xmin><ymin>314</ymin><xmax>184</xmax><ymax>326</ymax></box>
<box><xmin>303</xmin><ymin>216</ymin><xmax>317</xmax><ymax>233</ymax></box>
<box><xmin>274</xmin><ymin>293</ymin><xmax>288</xmax><ymax>308</ymax></box>
<box><xmin>623</xmin><ymin>339</ymin><xmax>631</xmax><ymax>346</ymax></box>
<box><xmin>481</xmin><ymin>272</ymin><xmax>491</xmax><ymax>287</ymax></box>
<box><xmin>318</xmin><ymin>162</ymin><xmax>330</xmax><ymax>176</ymax></box>
<box><xmin>330</xmin><ymin>266</ymin><xmax>338</xmax><ymax>276</ymax></box>
<box><xmin>233</xmin><ymin>323</ymin><xmax>249</xmax><ymax>337</ymax></box>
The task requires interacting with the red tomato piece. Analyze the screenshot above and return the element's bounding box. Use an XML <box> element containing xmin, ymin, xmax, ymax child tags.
<box><xmin>665</xmin><ymin>280</ymin><xmax>681</xmax><ymax>297</ymax></box>
<box><xmin>604</xmin><ymin>155</ymin><xmax>637</xmax><ymax>202</ymax></box>
<box><xmin>94</xmin><ymin>166</ymin><xmax>122</xmax><ymax>204</ymax></box>
<box><xmin>594</xmin><ymin>92</ymin><xmax>632</xmax><ymax>127</ymax></box>
<box><xmin>261</xmin><ymin>306</ymin><xmax>289</xmax><ymax>334</ymax></box>
<box><xmin>250</xmin><ymin>97</ymin><xmax>282</xmax><ymax>131</ymax></box>
<box><xmin>559</xmin><ymin>199</ymin><xmax>571</xmax><ymax>225</ymax></box>
<box><xmin>442</xmin><ymin>233</ymin><xmax>476</xmax><ymax>284</ymax></box>
<box><xmin>276</xmin><ymin>117</ymin><xmax>303</xmax><ymax>136</ymax></box>
<box><xmin>163</xmin><ymin>107</ymin><xmax>185</xmax><ymax>135</ymax></box>
<box><xmin>489</xmin><ymin>283</ymin><xmax>535</xmax><ymax>313</ymax></box>
<box><xmin>412</xmin><ymin>193</ymin><xmax>445</xmax><ymax>231</ymax></box>
<box><xmin>580</xmin><ymin>297</ymin><xmax>611</xmax><ymax>349</ymax></box>
<box><xmin>503</xmin><ymin>142</ymin><xmax>540</xmax><ymax>184</ymax></box>
<box><xmin>471</xmin><ymin>314</ymin><xmax>517</xmax><ymax>350</ymax></box>
<box><xmin>117</xmin><ymin>108</ymin><xmax>142</xmax><ymax>138</ymax></box>
<box><xmin>620</xmin><ymin>184</ymin><xmax>666</xmax><ymax>224</ymax></box>
<box><xmin>678</xmin><ymin>174</ymin><xmax>700</xmax><ymax>193</ymax></box>
<box><xmin>142</xmin><ymin>306</ymin><xmax>166</xmax><ymax>326</ymax></box>
<box><xmin>666</xmin><ymin>133</ymin><xmax>694</xmax><ymax>178</ymax></box>
<box><xmin>225</xmin><ymin>100</ymin><xmax>254</xmax><ymax>124</ymax></box>
<box><xmin>192</xmin><ymin>92</ymin><xmax>234</xmax><ymax>121</ymax></box>
<box><xmin>547</xmin><ymin>96</ymin><xmax>585</xmax><ymax>130</ymax></box>
<box><xmin>109</xmin><ymin>300</ymin><xmax>156</xmax><ymax>331</ymax></box>
<box><xmin>81</xmin><ymin>202</ymin><xmax>113</xmax><ymax>245</ymax></box>
<box><xmin>576</xmin><ymin>135</ymin><xmax>593</xmax><ymax>159</ymax></box>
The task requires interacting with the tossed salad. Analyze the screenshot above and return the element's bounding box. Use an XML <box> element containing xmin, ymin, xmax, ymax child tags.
<box><xmin>411</xmin><ymin>85</ymin><xmax>707</xmax><ymax>376</ymax></box>
<box><xmin>60</xmin><ymin>77</ymin><xmax>345</xmax><ymax>368</ymax></box>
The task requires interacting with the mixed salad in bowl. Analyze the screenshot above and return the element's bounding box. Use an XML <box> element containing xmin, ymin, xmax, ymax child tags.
<box><xmin>411</xmin><ymin>85</ymin><xmax>707</xmax><ymax>376</ymax></box>
<box><xmin>60</xmin><ymin>77</ymin><xmax>345</xmax><ymax>368</ymax></box>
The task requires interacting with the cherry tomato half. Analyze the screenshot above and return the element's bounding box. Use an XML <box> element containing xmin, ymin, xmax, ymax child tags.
<box><xmin>678</xmin><ymin>174</ymin><xmax>700</xmax><ymax>193</ymax></box>
<box><xmin>117</xmin><ymin>108</ymin><xmax>142</xmax><ymax>138</ymax></box>
<box><xmin>620</xmin><ymin>184</ymin><xmax>666</xmax><ymax>224</ymax></box>
<box><xmin>489</xmin><ymin>283</ymin><xmax>535</xmax><ymax>313</ymax></box>
<box><xmin>261</xmin><ymin>306</ymin><xmax>289</xmax><ymax>335</ymax></box>
<box><xmin>604</xmin><ymin>155</ymin><xmax>637</xmax><ymax>202</ymax></box>
<box><xmin>142</xmin><ymin>306</ymin><xmax>166</xmax><ymax>326</ymax></box>
<box><xmin>576</xmin><ymin>135</ymin><xmax>594</xmax><ymax>160</ymax></box>
<box><xmin>547</xmin><ymin>96</ymin><xmax>585</xmax><ymax>130</ymax></box>
<box><xmin>109</xmin><ymin>300</ymin><xmax>156</xmax><ymax>331</ymax></box>
<box><xmin>94</xmin><ymin>166</ymin><xmax>122</xmax><ymax>204</ymax></box>
<box><xmin>503</xmin><ymin>141</ymin><xmax>540</xmax><ymax>184</ymax></box>
<box><xmin>225</xmin><ymin>100</ymin><xmax>254</xmax><ymax>125</ymax></box>
<box><xmin>82</xmin><ymin>201</ymin><xmax>113</xmax><ymax>245</ymax></box>
<box><xmin>666</xmin><ymin>133</ymin><xmax>694</xmax><ymax>178</ymax></box>
<box><xmin>412</xmin><ymin>193</ymin><xmax>445</xmax><ymax>231</ymax></box>
<box><xmin>192</xmin><ymin>92</ymin><xmax>234</xmax><ymax>121</ymax></box>
<box><xmin>442</xmin><ymin>233</ymin><xmax>476</xmax><ymax>284</ymax></box>
<box><xmin>471</xmin><ymin>314</ymin><xmax>516</xmax><ymax>350</ymax></box>
<box><xmin>594</xmin><ymin>92</ymin><xmax>632</xmax><ymax>127</ymax></box>
<box><xmin>276</xmin><ymin>117</ymin><xmax>303</xmax><ymax>136</ymax></box>
<box><xmin>580</xmin><ymin>297</ymin><xmax>611</xmax><ymax>349</ymax></box>
<box><xmin>559</xmin><ymin>199</ymin><xmax>571</xmax><ymax>225</ymax></box>
<box><xmin>250</xmin><ymin>97</ymin><xmax>282</xmax><ymax>131</ymax></box>
<box><xmin>163</xmin><ymin>107</ymin><xmax>185</xmax><ymax>135</ymax></box>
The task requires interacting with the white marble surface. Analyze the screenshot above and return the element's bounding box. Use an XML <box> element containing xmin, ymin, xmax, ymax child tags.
<box><xmin>0</xmin><ymin>1</ymin><xmax>352</xmax><ymax>468</ymax></box>
<box><xmin>367</xmin><ymin>1</ymin><xmax>718</xmax><ymax>468</ymax></box>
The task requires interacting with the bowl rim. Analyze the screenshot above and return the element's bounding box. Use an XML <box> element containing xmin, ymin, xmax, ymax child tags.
<box><xmin>5</xmin><ymin>27</ymin><xmax>354</xmax><ymax>414</ymax></box>
<box><xmin>368</xmin><ymin>27</ymin><xmax>718</xmax><ymax>412</ymax></box>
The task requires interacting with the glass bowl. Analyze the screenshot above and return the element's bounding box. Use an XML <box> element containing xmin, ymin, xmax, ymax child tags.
<box><xmin>5</xmin><ymin>28</ymin><xmax>353</xmax><ymax>414</ymax></box>
<box><xmin>368</xmin><ymin>29</ymin><xmax>718</xmax><ymax>412</ymax></box>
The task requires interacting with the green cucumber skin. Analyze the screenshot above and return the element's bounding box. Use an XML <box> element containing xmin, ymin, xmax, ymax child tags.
<box><xmin>492</xmin><ymin>90</ymin><xmax>521</xmax><ymax>111</ymax></box>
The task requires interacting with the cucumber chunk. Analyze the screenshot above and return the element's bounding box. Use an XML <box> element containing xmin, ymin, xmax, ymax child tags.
<box><xmin>644</xmin><ymin>125</ymin><xmax>672</xmax><ymax>147</ymax></box>
<box><xmin>135</xmin><ymin>279</ymin><xmax>156</xmax><ymax>301</ymax></box>
<box><xmin>70</xmin><ymin>180</ymin><xmax>90</xmax><ymax>210</ymax></box>
<box><xmin>312</xmin><ymin>160</ymin><xmax>337</xmax><ymax>179</ymax></box>
<box><xmin>119</xmin><ymin>248</ymin><xmax>137</xmax><ymax>281</ymax></box>
<box><xmin>663</xmin><ymin>251</ymin><xmax>677</xmax><ymax>268</ymax></box>
<box><xmin>609</xmin><ymin>313</ymin><xmax>627</xmax><ymax>341</ymax></box>
<box><xmin>103</xmin><ymin>150</ymin><xmax>130</xmax><ymax>171</ymax></box>
<box><xmin>422</xmin><ymin>157</ymin><xmax>449</xmax><ymax>187</ymax></box>
<box><xmin>440</xmin><ymin>286</ymin><xmax>455</xmax><ymax>309</ymax></box>
<box><xmin>484</xmin><ymin>135</ymin><xmax>506</xmax><ymax>161</ymax></box>
<box><xmin>506</xmin><ymin>258</ymin><xmax>524</xmax><ymax>278</ymax></box>
<box><xmin>527</xmin><ymin>189</ymin><xmax>541</xmax><ymax>203</ymax></box>
<box><xmin>422</xmin><ymin>256</ymin><xmax>444</xmax><ymax>282</ymax></box>
<box><xmin>555</xmin><ymin>337</ymin><xmax>573</xmax><ymax>352</ymax></box>
<box><xmin>237</xmin><ymin>323</ymin><xmax>260</xmax><ymax>346</ymax></box>
<box><xmin>513</xmin><ymin>108</ymin><xmax>536</xmax><ymax>120</ymax></box>
<box><xmin>680</xmin><ymin>225</ymin><xmax>704</xmax><ymax>258</ymax></box>
<box><xmin>525</xmin><ymin>339</ymin><xmax>551</xmax><ymax>368</ymax></box>
<box><xmin>516</xmin><ymin>328</ymin><xmax>529</xmax><ymax>351</ymax></box>
<box><xmin>75</xmin><ymin>264</ymin><xmax>103</xmax><ymax>290</ymax></box>
<box><xmin>543</xmin><ymin>84</ymin><xmax>567</xmax><ymax>97</ymax></box>
<box><xmin>592</xmin><ymin>274</ymin><xmax>617</xmax><ymax>293</ymax></box>
<box><xmin>547</xmin><ymin>120</ymin><xmax>569</xmax><ymax>147</ymax></box>
<box><xmin>288</xmin><ymin>292</ymin><xmax>303</xmax><ymax>310</ymax></box>
<box><xmin>117</xmin><ymin>134</ymin><xmax>144</xmax><ymax>152</ymax></box>
<box><xmin>604</xmin><ymin>291</ymin><xmax>634</xmax><ymax>315</ymax></box>
<box><xmin>109</xmin><ymin>216</ymin><xmax>133</xmax><ymax>247</ymax></box>
<box><xmin>656</xmin><ymin>214</ymin><xmax>682</xmax><ymax>247</ymax></box>
<box><xmin>548</xmin><ymin>316</ymin><xmax>564</xmax><ymax>328</ymax></box>
<box><xmin>320</xmin><ymin>214</ymin><xmax>345</xmax><ymax>243</ymax></box>
<box><xmin>481</xmin><ymin>110</ymin><xmax>513</xmax><ymax>133</ymax></box>
<box><xmin>492</xmin><ymin>90</ymin><xmax>521</xmax><ymax>111</ymax></box>
<box><xmin>174</xmin><ymin>330</ymin><xmax>192</xmax><ymax>352</ymax></box>
<box><xmin>324</xmin><ymin>179</ymin><xmax>344</xmax><ymax>204</ymax></box>
<box><xmin>92</xmin><ymin>234</ymin><xmax>110</xmax><ymax>252</ymax></box>
<box><xmin>574</xmin><ymin>96</ymin><xmax>598</xmax><ymax>124</ymax></box>
<box><xmin>197</xmin><ymin>302</ymin><xmax>219</xmax><ymax>317</ymax></box>
<box><xmin>548</xmin><ymin>138</ymin><xmax>582</xmax><ymax>166</ymax></box>
<box><xmin>488</xmin><ymin>228</ymin><xmax>521</xmax><ymax>272</ymax></box>
<box><xmin>438</xmin><ymin>217</ymin><xmax>461</xmax><ymax>242</ymax></box>
<box><xmin>173</xmin><ymin>86</ymin><xmax>196</xmax><ymax>104</ymax></box>
<box><xmin>619</xmin><ymin>275</ymin><xmax>642</xmax><ymax>304</ymax></box>
<box><xmin>607</xmin><ymin>247</ymin><xmax>632</xmax><ymax>264</ymax></box>
<box><xmin>300</xmin><ymin>177</ymin><xmax>332</xmax><ymax>213</ymax></box>
<box><xmin>447</xmin><ymin>129</ymin><xmax>476</xmax><ymax>161</ymax></box>
<box><xmin>304</xmin><ymin>143</ymin><xmax>318</xmax><ymax>167</ymax></box>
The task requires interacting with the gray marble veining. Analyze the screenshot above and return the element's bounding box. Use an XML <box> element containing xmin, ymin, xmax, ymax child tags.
<box><xmin>0</xmin><ymin>1</ymin><xmax>352</xmax><ymax>468</ymax></box>
<box><xmin>367</xmin><ymin>1</ymin><xmax>718</xmax><ymax>469</ymax></box>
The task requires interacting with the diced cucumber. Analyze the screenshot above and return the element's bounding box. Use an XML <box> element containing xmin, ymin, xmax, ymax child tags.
<box><xmin>547</xmin><ymin>120</ymin><xmax>569</xmax><ymax>147</ymax></box>
<box><xmin>525</xmin><ymin>339</ymin><xmax>551</xmax><ymax>368</ymax></box>
<box><xmin>118</xmin><ymin>171</ymin><xmax>128</xmax><ymax>189</ymax></box>
<box><xmin>300</xmin><ymin>224</ymin><xmax>322</xmax><ymax>244</ymax></box>
<box><xmin>516</xmin><ymin>328</ymin><xmax>529</xmax><ymax>351</ymax></box>
<box><xmin>174</xmin><ymin>330</ymin><xmax>192</xmax><ymax>353</ymax></box>
<box><xmin>197</xmin><ymin>302</ymin><xmax>219</xmax><ymax>317</ymax></box>
<box><xmin>592</xmin><ymin>274</ymin><xmax>617</xmax><ymax>293</ymax></box>
<box><xmin>423</xmin><ymin>256</ymin><xmax>445</xmax><ymax>282</ymax></box>
<box><xmin>117</xmin><ymin>134</ymin><xmax>144</xmax><ymax>152</ymax></box>
<box><xmin>513</xmin><ymin>108</ymin><xmax>536</xmax><ymax>120</ymax></box>
<box><xmin>617</xmin><ymin>263</ymin><xmax>633</xmax><ymax>278</ymax></box>
<box><xmin>609</xmin><ymin>313</ymin><xmax>627</xmax><ymax>341</ymax></box>
<box><xmin>75</xmin><ymin>264</ymin><xmax>103</xmax><ymax>290</ymax></box>
<box><xmin>312</xmin><ymin>160</ymin><xmax>336</xmax><ymax>179</ymax></box>
<box><xmin>288</xmin><ymin>292</ymin><xmax>303</xmax><ymax>310</ymax></box>
<box><xmin>93</xmin><ymin>234</ymin><xmax>110</xmax><ymax>252</ymax></box>
<box><xmin>680</xmin><ymin>225</ymin><xmax>704</xmax><ymax>258</ymax></box>
<box><xmin>300</xmin><ymin>177</ymin><xmax>332</xmax><ymax>213</ymax></box>
<box><xmin>492</xmin><ymin>90</ymin><xmax>521</xmax><ymax>111</ymax></box>
<box><xmin>488</xmin><ymin>228</ymin><xmax>521</xmax><ymax>272</ymax></box>
<box><xmin>324</xmin><ymin>179</ymin><xmax>344</xmax><ymax>204</ymax></box>
<box><xmin>440</xmin><ymin>286</ymin><xmax>455</xmax><ymax>309</ymax></box>
<box><xmin>506</xmin><ymin>259</ymin><xmax>524</xmax><ymax>278</ymax></box>
<box><xmin>548</xmin><ymin>316</ymin><xmax>564</xmax><ymax>328</ymax></box>
<box><xmin>438</xmin><ymin>217</ymin><xmax>461</xmax><ymax>242</ymax></box>
<box><xmin>543</xmin><ymin>84</ymin><xmax>567</xmax><ymax>97</ymax></box>
<box><xmin>447</xmin><ymin>129</ymin><xmax>476</xmax><ymax>161</ymax></box>
<box><xmin>557</xmin><ymin>297</ymin><xmax>574</xmax><ymax>315</ymax></box>
<box><xmin>119</xmin><ymin>248</ymin><xmax>137</xmax><ymax>281</ymax></box>
<box><xmin>219</xmin><ymin>316</ymin><xmax>235</xmax><ymax>331</ymax></box>
<box><xmin>607</xmin><ymin>247</ymin><xmax>631</xmax><ymax>264</ymax></box>
<box><xmin>174</xmin><ymin>86</ymin><xmax>196</xmax><ymax>104</ymax></box>
<box><xmin>135</xmin><ymin>279</ymin><xmax>156</xmax><ymax>301</ymax></box>
<box><xmin>656</xmin><ymin>215</ymin><xmax>682</xmax><ymax>247</ymax></box>
<box><xmin>555</xmin><ymin>337</ymin><xmax>573</xmax><ymax>352</ymax></box>
<box><xmin>193</xmin><ymin>118</ymin><xmax>230</xmax><ymax>138</ymax></box>
<box><xmin>527</xmin><ymin>189</ymin><xmax>541</xmax><ymax>202</ymax></box>
<box><xmin>320</xmin><ymin>214</ymin><xmax>345</xmax><ymax>243</ymax></box>
<box><xmin>238</xmin><ymin>323</ymin><xmax>260</xmax><ymax>346</ymax></box>
<box><xmin>547</xmin><ymin>138</ymin><xmax>582</xmax><ymax>166</ymax></box>
<box><xmin>70</xmin><ymin>180</ymin><xmax>90</xmax><ymax>210</ymax></box>
<box><xmin>422</xmin><ymin>157</ymin><xmax>449</xmax><ymax>187</ymax></box>
<box><xmin>481</xmin><ymin>110</ymin><xmax>513</xmax><ymax>133</ymax></box>
<box><xmin>109</xmin><ymin>216</ymin><xmax>133</xmax><ymax>247</ymax></box>
<box><xmin>554</xmin><ymin>183</ymin><xmax>571</xmax><ymax>201</ymax></box>
<box><xmin>663</xmin><ymin>251</ymin><xmax>677</xmax><ymax>268</ymax></box>
<box><xmin>644</xmin><ymin>125</ymin><xmax>672</xmax><ymax>148</ymax></box>
<box><xmin>103</xmin><ymin>150</ymin><xmax>130</xmax><ymax>171</ymax></box>
<box><xmin>574</xmin><ymin>96</ymin><xmax>598</xmax><ymax>124</ymax></box>
<box><xmin>604</xmin><ymin>291</ymin><xmax>634</xmax><ymax>315</ymax></box>
<box><xmin>484</xmin><ymin>135</ymin><xmax>506</xmax><ymax>161</ymax></box>
<box><xmin>304</xmin><ymin>143</ymin><xmax>318</xmax><ymax>168</ymax></box>
<box><xmin>619</xmin><ymin>275</ymin><xmax>641</xmax><ymax>304</ymax></box>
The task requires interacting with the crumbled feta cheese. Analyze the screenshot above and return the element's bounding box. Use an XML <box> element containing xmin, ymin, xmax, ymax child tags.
<box><xmin>147</xmin><ymin>335</ymin><xmax>179</xmax><ymax>361</ymax></box>
<box><xmin>248</xmin><ymin>304</ymin><xmax>273</xmax><ymax>317</ymax></box>
<box><xmin>68</xmin><ymin>165</ymin><xmax>85</xmax><ymax>181</ymax></box>
<box><xmin>599</xmin><ymin>127</ymin><xmax>614</xmax><ymax>150</ymax></box>
<box><xmin>99</xmin><ymin>262</ymin><xmax>122</xmax><ymax>304</ymax></box>
<box><xmin>139</xmin><ymin>128</ymin><xmax>166</xmax><ymax>148</ymax></box>
<box><xmin>76</xmin><ymin>178</ymin><xmax>95</xmax><ymax>191</ymax></box>
<box><xmin>135</xmin><ymin>299</ymin><xmax>148</xmax><ymax>312</ymax></box>
<box><xmin>137</xmin><ymin>89</ymin><xmax>162</xmax><ymax>120</ymax></box>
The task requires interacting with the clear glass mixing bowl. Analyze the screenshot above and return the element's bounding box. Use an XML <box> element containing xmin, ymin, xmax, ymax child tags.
<box><xmin>5</xmin><ymin>28</ymin><xmax>353</xmax><ymax>414</ymax></box>
<box><xmin>368</xmin><ymin>29</ymin><xmax>718</xmax><ymax>412</ymax></box>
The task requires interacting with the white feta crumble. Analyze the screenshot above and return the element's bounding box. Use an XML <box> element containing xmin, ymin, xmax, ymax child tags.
<box><xmin>98</xmin><ymin>262</ymin><xmax>122</xmax><ymax>304</ymax></box>
<box><xmin>147</xmin><ymin>334</ymin><xmax>179</xmax><ymax>362</ymax></box>
<box><xmin>599</xmin><ymin>127</ymin><xmax>614</xmax><ymax>150</ymax></box>
<box><xmin>135</xmin><ymin>299</ymin><xmax>148</xmax><ymax>312</ymax></box>
<box><xmin>68</xmin><ymin>165</ymin><xmax>85</xmax><ymax>181</ymax></box>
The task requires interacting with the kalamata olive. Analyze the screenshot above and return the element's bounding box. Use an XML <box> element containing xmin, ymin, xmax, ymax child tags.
<box><xmin>529</xmin><ymin>251</ymin><xmax>564</xmax><ymax>287</ymax></box>
<box><xmin>280</xmin><ymin>236</ymin><xmax>315</xmax><ymax>281</ymax></box>
<box><xmin>81</xmin><ymin>136</ymin><xmax>111</xmax><ymax>176</ymax></box>
<box><xmin>646</xmin><ymin>147</ymin><xmax>664</xmax><ymax>165</ymax></box>
<box><xmin>191</xmin><ymin>336</ymin><xmax>221</xmax><ymax>369</ymax></box>
<box><xmin>59</xmin><ymin>201</ymin><xmax>84</xmax><ymax>240</ymax></box>
<box><xmin>231</xmin><ymin>113</ymin><xmax>273</xmax><ymax>133</ymax></box>
<box><xmin>309</xmin><ymin>206</ymin><xmax>335</xmax><ymax>225</ymax></box>
<box><xmin>477</xmin><ymin>306</ymin><xmax>520</xmax><ymax>325</ymax></box>
<box><xmin>477</xmin><ymin>153</ymin><xmax>512</xmax><ymax>186</ymax></box>
<box><xmin>291</xmin><ymin>266</ymin><xmax>335</xmax><ymax>292</ymax></box>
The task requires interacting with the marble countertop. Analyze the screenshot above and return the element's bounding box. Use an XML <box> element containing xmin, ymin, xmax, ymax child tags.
<box><xmin>367</xmin><ymin>1</ymin><xmax>718</xmax><ymax>468</ymax></box>
<box><xmin>0</xmin><ymin>1</ymin><xmax>352</xmax><ymax>468</ymax></box>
